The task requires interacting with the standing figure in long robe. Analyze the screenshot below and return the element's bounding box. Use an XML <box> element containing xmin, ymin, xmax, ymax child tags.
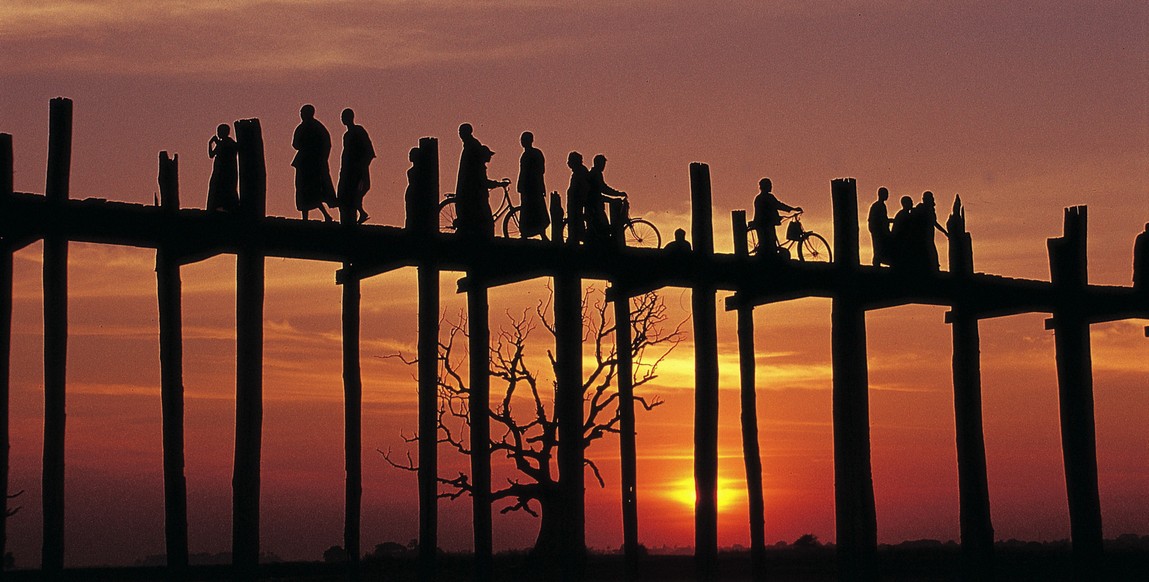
<box><xmin>455</xmin><ymin>123</ymin><xmax>505</xmax><ymax>238</ymax></box>
<box><xmin>336</xmin><ymin>108</ymin><xmax>375</xmax><ymax>225</ymax></box>
<box><xmin>516</xmin><ymin>131</ymin><xmax>549</xmax><ymax>239</ymax></box>
<box><xmin>867</xmin><ymin>187</ymin><xmax>892</xmax><ymax>266</ymax></box>
<box><xmin>206</xmin><ymin>123</ymin><xmax>239</xmax><ymax>212</ymax></box>
<box><xmin>565</xmin><ymin>151</ymin><xmax>590</xmax><ymax>244</ymax></box>
<box><xmin>292</xmin><ymin>104</ymin><xmax>336</xmax><ymax>221</ymax></box>
<box><xmin>914</xmin><ymin>191</ymin><xmax>947</xmax><ymax>271</ymax></box>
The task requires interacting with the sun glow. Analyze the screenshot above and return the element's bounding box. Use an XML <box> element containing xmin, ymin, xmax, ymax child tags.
<box><xmin>664</xmin><ymin>477</ymin><xmax>746</xmax><ymax>512</ymax></box>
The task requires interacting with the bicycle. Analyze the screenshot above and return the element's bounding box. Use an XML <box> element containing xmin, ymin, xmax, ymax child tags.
<box><xmin>748</xmin><ymin>211</ymin><xmax>832</xmax><ymax>262</ymax></box>
<box><xmin>437</xmin><ymin>179</ymin><xmax>514</xmax><ymax>234</ymax></box>
<box><xmin>573</xmin><ymin>195</ymin><xmax>662</xmax><ymax>248</ymax></box>
<box><xmin>614</xmin><ymin>197</ymin><xmax>662</xmax><ymax>248</ymax></box>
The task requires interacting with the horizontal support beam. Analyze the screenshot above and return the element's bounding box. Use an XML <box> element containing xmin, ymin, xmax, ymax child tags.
<box><xmin>3</xmin><ymin>192</ymin><xmax>1146</xmax><ymax>322</ymax></box>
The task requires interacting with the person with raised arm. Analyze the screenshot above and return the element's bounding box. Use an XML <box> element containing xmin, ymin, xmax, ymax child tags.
<box><xmin>206</xmin><ymin>123</ymin><xmax>239</xmax><ymax>212</ymax></box>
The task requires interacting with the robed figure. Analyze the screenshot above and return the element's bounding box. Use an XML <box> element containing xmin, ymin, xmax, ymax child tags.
<box><xmin>206</xmin><ymin>123</ymin><xmax>239</xmax><ymax>212</ymax></box>
<box><xmin>517</xmin><ymin>131</ymin><xmax>549</xmax><ymax>239</ymax></box>
<box><xmin>337</xmin><ymin>108</ymin><xmax>375</xmax><ymax>224</ymax></box>
<box><xmin>455</xmin><ymin>123</ymin><xmax>503</xmax><ymax>237</ymax></box>
<box><xmin>292</xmin><ymin>105</ymin><xmax>336</xmax><ymax>221</ymax></box>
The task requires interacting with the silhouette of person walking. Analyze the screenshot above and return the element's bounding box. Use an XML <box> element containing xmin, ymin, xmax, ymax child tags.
<box><xmin>586</xmin><ymin>154</ymin><xmax>626</xmax><ymax>242</ymax></box>
<box><xmin>455</xmin><ymin>123</ymin><xmax>507</xmax><ymax>238</ymax></box>
<box><xmin>748</xmin><ymin>178</ymin><xmax>801</xmax><ymax>256</ymax></box>
<box><xmin>566</xmin><ymin>151</ymin><xmax>590</xmax><ymax>244</ymax></box>
<box><xmin>292</xmin><ymin>104</ymin><xmax>336</xmax><ymax>222</ymax></box>
<box><xmin>206</xmin><ymin>123</ymin><xmax>239</xmax><ymax>212</ymax></box>
<box><xmin>517</xmin><ymin>131</ymin><xmax>549</xmax><ymax>239</ymax></box>
<box><xmin>336</xmin><ymin>108</ymin><xmax>375</xmax><ymax>225</ymax></box>
<box><xmin>915</xmin><ymin>191</ymin><xmax>947</xmax><ymax>271</ymax></box>
<box><xmin>1135</xmin><ymin>223</ymin><xmax>1149</xmax><ymax>292</ymax></box>
<box><xmin>868</xmin><ymin>187</ymin><xmax>892</xmax><ymax>266</ymax></box>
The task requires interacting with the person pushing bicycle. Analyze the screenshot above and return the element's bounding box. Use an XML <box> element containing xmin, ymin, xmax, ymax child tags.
<box><xmin>586</xmin><ymin>154</ymin><xmax>627</xmax><ymax>242</ymax></box>
<box><xmin>748</xmin><ymin>177</ymin><xmax>802</xmax><ymax>256</ymax></box>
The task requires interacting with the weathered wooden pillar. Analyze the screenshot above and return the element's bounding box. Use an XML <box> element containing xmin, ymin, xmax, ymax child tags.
<box><xmin>613</xmin><ymin>287</ymin><xmax>639</xmax><ymax>579</ymax></box>
<box><xmin>690</xmin><ymin>163</ymin><xmax>719</xmax><ymax>580</ymax></box>
<box><xmin>156</xmin><ymin>151</ymin><xmax>189</xmax><ymax>578</ymax></box>
<box><xmin>0</xmin><ymin>133</ymin><xmax>14</xmax><ymax>569</ymax></box>
<box><xmin>555</xmin><ymin>269</ymin><xmax>585</xmax><ymax>577</ymax></box>
<box><xmin>732</xmin><ymin>210</ymin><xmax>766</xmax><ymax>581</ymax></box>
<box><xmin>232</xmin><ymin>118</ymin><xmax>265</xmax><ymax>579</ymax></box>
<box><xmin>830</xmin><ymin>178</ymin><xmax>878</xmax><ymax>582</ymax></box>
<box><xmin>415</xmin><ymin>137</ymin><xmax>440</xmax><ymax>582</ymax></box>
<box><xmin>1047</xmin><ymin>206</ymin><xmax>1102</xmax><ymax>577</ymax></box>
<box><xmin>341</xmin><ymin>266</ymin><xmax>362</xmax><ymax>580</ymax></box>
<box><xmin>945</xmin><ymin>201</ymin><xmax>994</xmax><ymax>580</ymax></box>
<box><xmin>550</xmin><ymin>192</ymin><xmax>564</xmax><ymax>244</ymax></box>
<box><xmin>43</xmin><ymin>97</ymin><xmax>72</xmax><ymax>576</ymax></box>
<box><xmin>468</xmin><ymin>274</ymin><xmax>493</xmax><ymax>581</ymax></box>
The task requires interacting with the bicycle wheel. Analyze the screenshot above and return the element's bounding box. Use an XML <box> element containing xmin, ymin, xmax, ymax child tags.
<box><xmin>746</xmin><ymin>229</ymin><xmax>760</xmax><ymax>255</ymax></box>
<box><xmin>438</xmin><ymin>198</ymin><xmax>458</xmax><ymax>233</ymax></box>
<box><xmin>625</xmin><ymin>219</ymin><xmax>661</xmax><ymax>248</ymax></box>
<box><xmin>502</xmin><ymin>206</ymin><xmax>522</xmax><ymax>239</ymax></box>
<box><xmin>798</xmin><ymin>233</ymin><xmax>832</xmax><ymax>262</ymax></box>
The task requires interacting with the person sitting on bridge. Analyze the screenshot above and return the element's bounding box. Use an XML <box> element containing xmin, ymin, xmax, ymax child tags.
<box><xmin>747</xmin><ymin>178</ymin><xmax>801</xmax><ymax>257</ymax></box>
<box><xmin>1135</xmin><ymin>223</ymin><xmax>1149</xmax><ymax>292</ymax></box>
<box><xmin>867</xmin><ymin>187</ymin><xmax>892</xmax><ymax>266</ymax></box>
<box><xmin>664</xmin><ymin>228</ymin><xmax>692</xmax><ymax>254</ymax></box>
<box><xmin>291</xmin><ymin>104</ymin><xmax>336</xmax><ymax>222</ymax></box>
<box><xmin>336</xmin><ymin>108</ymin><xmax>375</xmax><ymax>225</ymax></box>
<box><xmin>206</xmin><ymin>123</ymin><xmax>239</xmax><ymax>212</ymax></box>
<box><xmin>586</xmin><ymin>154</ymin><xmax>626</xmax><ymax>243</ymax></box>
<box><xmin>565</xmin><ymin>151</ymin><xmax>590</xmax><ymax>244</ymax></box>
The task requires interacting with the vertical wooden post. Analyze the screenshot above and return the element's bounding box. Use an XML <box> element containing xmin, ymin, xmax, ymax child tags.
<box><xmin>43</xmin><ymin>97</ymin><xmax>72</xmax><ymax>576</ymax></box>
<box><xmin>341</xmin><ymin>267</ymin><xmax>362</xmax><ymax>580</ymax></box>
<box><xmin>416</xmin><ymin>137</ymin><xmax>440</xmax><ymax>582</ymax></box>
<box><xmin>232</xmin><ymin>119</ymin><xmax>265</xmax><ymax>579</ymax></box>
<box><xmin>468</xmin><ymin>278</ymin><xmax>493</xmax><ymax>581</ymax></box>
<box><xmin>830</xmin><ymin>178</ymin><xmax>878</xmax><ymax>582</ymax></box>
<box><xmin>946</xmin><ymin>202</ymin><xmax>994</xmax><ymax>580</ymax></box>
<box><xmin>0</xmin><ymin>133</ymin><xmax>14</xmax><ymax>569</ymax></box>
<box><xmin>732</xmin><ymin>210</ymin><xmax>766</xmax><ymax>581</ymax></box>
<box><xmin>550</xmin><ymin>192</ymin><xmax>564</xmax><ymax>244</ymax></box>
<box><xmin>1047</xmin><ymin>206</ymin><xmax>1102</xmax><ymax>577</ymax></box>
<box><xmin>690</xmin><ymin>162</ymin><xmax>719</xmax><ymax>580</ymax></box>
<box><xmin>156</xmin><ymin>151</ymin><xmax>189</xmax><ymax>578</ymax></box>
<box><xmin>613</xmin><ymin>287</ymin><xmax>639</xmax><ymax>579</ymax></box>
<box><xmin>555</xmin><ymin>271</ymin><xmax>585</xmax><ymax>576</ymax></box>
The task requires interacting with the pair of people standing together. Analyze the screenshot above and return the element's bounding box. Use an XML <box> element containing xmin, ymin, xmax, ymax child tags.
<box><xmin>206</xmin><ymin>106</ymin><xmax>374</xmax><ymax>225</ymax></box>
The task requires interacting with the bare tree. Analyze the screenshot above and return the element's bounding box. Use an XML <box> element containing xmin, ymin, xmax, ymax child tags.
<box><xmin>384</xmin><ymin>287</ymin><xmax>683</xmax><ymax>557</ymax></box>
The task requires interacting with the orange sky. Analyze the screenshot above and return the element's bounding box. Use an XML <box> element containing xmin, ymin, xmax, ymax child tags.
<box><xmin>1</xmin><ymin>0</ymin><xmax>1147</xmax><ymax>567</ymax></box>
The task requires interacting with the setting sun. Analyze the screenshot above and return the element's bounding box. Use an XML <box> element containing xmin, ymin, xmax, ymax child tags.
<box><xmin>663</xmin><ymin>477</ymin><xmax>746</xmax><ymax>512</ymax></box>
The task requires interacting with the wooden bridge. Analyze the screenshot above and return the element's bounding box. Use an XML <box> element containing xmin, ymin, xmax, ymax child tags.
<box><xmin>0</xmin><ymin>98</ymin><xmax>1145</xmax><ymax>581</ymax></box>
